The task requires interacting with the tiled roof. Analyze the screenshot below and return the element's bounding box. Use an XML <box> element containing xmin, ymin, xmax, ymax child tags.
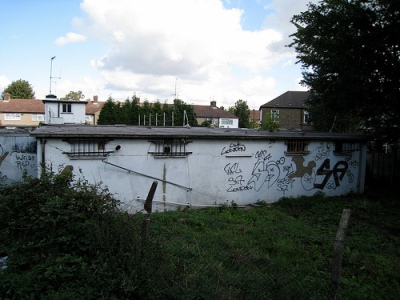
<box><xmin>193</xmin><ymin>105</ymin><xmax>238</xmax><ymax>119</ymax></box>
<box><xmin>259</xmin><ymin>91</ymin><xmax>310</xmax><ymax>109</ymax></box>
<box><xmin>85</xmin><ymin>101</ymin><xmax>105</xmax><ymax>114</ymax></box>
<box><xmin>0</xmin><ymin>99</ymin><xmax>44</xmax><ymax>113</ymax></box>
<box><xmin>0</xmin><ymin>98</ymin><xmax>105</xmax><ymax>115</ymax></box>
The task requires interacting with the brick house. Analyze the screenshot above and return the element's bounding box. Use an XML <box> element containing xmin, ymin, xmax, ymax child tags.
<box><xmin>259</xmin><ymin>91</ymin><xmax>312</xmax><ymax>130</ymax></box>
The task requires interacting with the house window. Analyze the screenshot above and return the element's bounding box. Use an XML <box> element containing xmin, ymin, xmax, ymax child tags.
<box><xmin>303</xmin><ymin>110</ymin><xmax>310</xmax><ymax>124</ymax></box>
<box><xmin>85</xmin><ymin>115</ymin><xmax>93</xmax><ymax>123</ymax></box>
<box><xmin>271</xmin><ymin>109</ymin><xmax>279</xmax><ymax>122</ymax></box>
<box><xmin>334</xmin><ymin>142</ymin><xmax>360</xmax><ymax>154</ymax></box>
<box><xmin>285</xmin><ymin>140</ymin><xmax>310</xmax><ymax>155</ymax></box>
<box><xmin>63</xmin><ymin>139</ymin><xmax>113</xmax><ymax>159</ymax></box>
<box><xmin>148</xmin><ymin>139</ymin><xmax>192</xmax><ymax>157</ymax></box>
<box><xmin>221</xmin><ymin>119</ymin><xmax>233</xmax><ymax>126</ymax></box>
<box><xmin>5</xmin><ymin>113</ymin><xmax>21</xmax><ymax>120</ymax></box>
<box><xmin>32</xmin><ymin>114</ymin><xmax>45</xmax><ymax>121</ymax></box>
<box><xmin>62</xmin><ymin>103</ymin><xmax>72</xmax><ymax>113</ymax></box>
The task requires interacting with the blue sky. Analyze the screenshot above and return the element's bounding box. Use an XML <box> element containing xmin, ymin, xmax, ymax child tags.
<box><xmin>0</xmin><ymin>0</ymin><xmax>314</xmax><ymax>109</ymax></box>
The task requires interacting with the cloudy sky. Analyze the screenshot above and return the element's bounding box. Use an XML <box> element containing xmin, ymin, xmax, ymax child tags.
<box><xmin>0</xmin><ymin>0</ymin><xmax>313</xmax><ymax>109</ymax></box>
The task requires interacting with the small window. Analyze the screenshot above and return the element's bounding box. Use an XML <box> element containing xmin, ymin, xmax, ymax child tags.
<box><xmin>62</xmin><ymin>103</ymin><xmax>72</xmax><ymax>113</ymax></box>
<box><xmin>334</xmin><ymin>142</ymin><xmax>360</xmax><ymax>154</ymax></box>
<box><xmin>271</xmin><ymin>109</ymin><xmax>279</xmax><ymax>122</ymax></box>
<box><xmin>285</xmin><ymin>140</ymin><xmax>310</xmax><ymax>155</ymax></box>
<box><xmin>149</xmin><ymin>139</ymin><xmax>192</xmax><ymax>157</ymax></box>
<box><xmin>5</xmin><ymin>113</ymin><xmax>21</xmax><ymax>120</ymax></box>
<box><xmin>85</xmin><ymin>115</ymin><xmax>94</xmax><ymax>123</ymax></box>
<box><xmin>303</xmin><ymin>110</ymin><xmax>310</xmax><ymax>124</ymax></box>
<box><xmin>32</xmin><ymin>114</ymin><xmax>45</xmax><ymax>121</ymax></box>
<box><xmin>63</xmin><ymin>139</ymin><xmax>113</xmax><ymax>159</ymax></box>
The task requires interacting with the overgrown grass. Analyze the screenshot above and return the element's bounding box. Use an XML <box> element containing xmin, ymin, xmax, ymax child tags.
<box><xmin>140</xmin><ymin>192</ymin><xmax>400</xmax><ymax>299</ymax></box>
<box><xmin>1</xmin><ymin>171</ymin><xmax>399</xmax><ymax>299</ymax></box>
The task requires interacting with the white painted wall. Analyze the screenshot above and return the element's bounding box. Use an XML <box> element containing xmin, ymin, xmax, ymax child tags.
<box><xmin>0</xmin><ymin>132</ymin><xmax>37</xmax><ymax>185</ymax></box>
<box><xmin>44</xmin><ymin>100</ymin><xmax>87</xmax><ymax>124</ymax></box>
<box><xmin>37</xmin><ymin>136</ymin><xmax>366</xmax><ymax>213</ymax></box>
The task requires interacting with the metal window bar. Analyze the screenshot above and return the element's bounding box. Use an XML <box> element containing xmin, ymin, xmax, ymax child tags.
<box><xmin>65</xmin><ymin>139</ymin><xmax>111</xmax><ymax>157</ymax></box>
<box><xmin>286</xmin><ymin>140</ymin><xmax>309</xmax><ymax>153</ymax></box>
<box><xmin>149</xmin><ymin>140</ymin><xmax>192</xmax><ymax>157</ymax></box>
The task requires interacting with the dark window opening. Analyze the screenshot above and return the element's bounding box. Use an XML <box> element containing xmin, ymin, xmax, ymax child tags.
<box><xmin>149</xmin><ymin>139</ymin><xmax>192</xmax><ymax>157</ymax></box>
<box><xmin>285</xmin><ymin>140</ymin><xmax>310</xmax><ymax>155</ymax></box>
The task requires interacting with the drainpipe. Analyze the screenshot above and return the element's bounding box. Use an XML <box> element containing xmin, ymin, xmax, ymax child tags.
<box><xmin>40</xmin><ymin>138</ymin><xmax>47</xmax><ymax>173</ymax></box>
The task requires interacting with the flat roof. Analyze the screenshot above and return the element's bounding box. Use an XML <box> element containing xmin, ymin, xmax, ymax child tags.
<box><xmin>30</xmin><ymin>125</ymin><xmax>370</xmax><ymax>141</ymax></box>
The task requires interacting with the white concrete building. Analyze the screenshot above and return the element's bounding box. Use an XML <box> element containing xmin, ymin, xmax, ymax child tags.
<box><xmin>31</xmin><ymin>125</ymin><xmax>368</xmax><ymax>213</ymax></box>
<box><xmin>0</xmin><ymin>129</ymin><xmax>38</xmax><ymax>185</ymax></box>
<box><xmin>43</xmin><ymin>95</ymin><xmax>87</xmax><ymax>125</ymax></box>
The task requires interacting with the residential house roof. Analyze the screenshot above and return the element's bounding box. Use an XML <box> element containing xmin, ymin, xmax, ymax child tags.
<box><xmin>0</xmin><ymin>99</ymin><xmax>45</xmax><ymax>113</ymax></box>
<box><xmin>193</xmin><ymin>102</ymin><xmax>238</xmax><ymax>119</ymax></box>
<box><xmin>259</xmin><ymin>91</ymin><xmax>310</xmax><ymax>109</ymax></box>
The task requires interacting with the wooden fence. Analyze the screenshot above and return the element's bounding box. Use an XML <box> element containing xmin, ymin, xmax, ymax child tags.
<box><xmin>366</xmin><ymin>148</ymin><xmax>399</xmax><ymax>187</ymax></box>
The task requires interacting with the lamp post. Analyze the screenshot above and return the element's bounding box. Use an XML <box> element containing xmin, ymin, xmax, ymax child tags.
<box><xmin>49</xmin><ymin>56</ymin><xmax>56</xmax><ymax>94</ymax></box>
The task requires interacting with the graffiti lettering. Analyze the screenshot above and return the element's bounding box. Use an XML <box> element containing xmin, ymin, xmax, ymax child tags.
<box><xmin>313</xmin><ymin>159</ymin><xmax>348</xmax><ymax>189</ymax></box>
<box><xmin>224</xmin><ymin>163</ymin><xmax>242</xmax><ymax>175</ymax></box>
<box><xmin>227</xmin><ymin>185</ymin><xmax>253</xmax><ymax>192</ymax></box>
<box><xmin>277</xmin><ymin>177</ymin><xmax>294</xmax><ymax>194</ymax></box>
<box><xmin>314</xmin><ymin>143</ymin><xmax>330</xmax><ymax>161</ymax></box>
<box><xmin>221</xmin><ymin>143</ymin><xmax>246</xmax><ymax>155</ymax></box>
<box><xmin>228</xmin><ymin>175</ymin><xmax>245</xmax><ymax>186</ymax></box>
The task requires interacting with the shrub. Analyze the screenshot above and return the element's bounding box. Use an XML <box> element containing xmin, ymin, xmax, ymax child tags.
<box><xmin>0</xmin><ymin>167</ymin><xmax>143</xmax><ymax>299</ymax></box>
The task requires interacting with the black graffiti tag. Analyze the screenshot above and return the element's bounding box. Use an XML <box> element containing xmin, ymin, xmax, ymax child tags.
<box><xmin>313</xmin><ymin>159</ymin><xmax>348</xmax><ymax>190</ymax></box>
<box><xmin>221</xmin><ymin>143</ymin><xmax>246</xmax><ymax>155</ymax></box>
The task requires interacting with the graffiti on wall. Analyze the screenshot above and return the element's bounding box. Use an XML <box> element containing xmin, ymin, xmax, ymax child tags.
<box><xmin>0</xmin><ymin>140</ymin><xmax>37</xmax><ymax>184</ymax></box>
<box><xmin>221</xmin><ymin>141</ymin><xmax>358</xmax><ymax>195</ymax></box>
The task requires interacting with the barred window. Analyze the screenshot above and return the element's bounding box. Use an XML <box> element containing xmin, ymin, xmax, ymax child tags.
<box><xmin>285</xmin><ymin>140</ymin><xmax>310</xmax><ymax>155</ymax></box>
<box><xmin>334</xmin><ymin>142</ymin><xmax>360</xmax><ymax>154</ymax></box>
<box><xmin>63</xmin><ymin>139</ymin><xmax>113</xmax><ymax>159</ymax></box>
<box><xmin>148</xmin><ymin>139</ymin><xmax>192</xmax><ymax>157</ymax></box>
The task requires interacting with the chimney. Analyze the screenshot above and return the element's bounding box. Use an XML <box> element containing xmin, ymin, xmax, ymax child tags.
<box><xmin>210</xmin><ymin>100</ymin><xmax>216</xmax><ymax>107</ymax></box>
<box><xmin>3</xmin><ymin>92</ymin><xmax>11</xmax><ymax>101</ymax></box>
<box><xmin>93</xmin><ymin>95</ymin><xmax>98</xmax><ymax>103</ymax></box>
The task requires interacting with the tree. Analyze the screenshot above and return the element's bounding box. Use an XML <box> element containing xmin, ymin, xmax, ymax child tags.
<box><xmin>2</xmin><ymin>79</ymin><xmax>35</xmax><ymax>99</ymax></box>
<box><xmin>97</xmin><ymin>97</ymin><xmax>121</xmax><ymax>125</ymax></box>
<box><xmin>289</xmin><ymin>0</ymin><xmax>400</xmax><ymax>146</ymax></box>
<box><xmin>230</xmin><ymin>100</ymin><xmax>250</xmax><ymax>128</ymax></box>
<box><xmin>60</xmin><ymin>91</ymin><xmax>85</xmax><ymax>101</ymax></box>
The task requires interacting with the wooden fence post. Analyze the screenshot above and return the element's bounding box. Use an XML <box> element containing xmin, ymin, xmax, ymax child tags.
<box><xmin>141</xmin><ymin>181</ymin><xmax>158</xmax><ymax>259</ymax></box>
<box><xmin>329</xmin><ymin>208</ymin><xmax>351</xmax><ymax>300</ymax></box>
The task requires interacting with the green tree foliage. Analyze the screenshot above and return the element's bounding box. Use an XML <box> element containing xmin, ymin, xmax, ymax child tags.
<box><xmin>289</xmin><ymin>0</ymin><xmax>400</xmax><ymax>145</ymax></box>
<box><xmin>60</xmin><ymin>90</ymin><xmax>85</xmax><ymax>101</ymax></box>
<box><xmin>0</xmin><ymin>168</ymin><xmax>142</xmax><ymax>298</ymax></box>
<box><xmin>97</xmin><ymin>97</ymin><xmax>121</xmax><ymax>125</ymax></box>
<box><xmin>230</xmin><ymin>99</ymin><xmax>250</xmax><ymax>128</ymax></box>
<box><xmin>1</xmin><ymin>79</ymin><xmax>35</xmax><ymax>99</ymax></box>
<box><xmin>260</xmin><ymin>114</ymin><xmax>279</xmax><ymax>132</ymax></box>
<box><xmin>98</xmin><ymin>97</ymin><xmax>198</xmax><ymax>127</ymax></box>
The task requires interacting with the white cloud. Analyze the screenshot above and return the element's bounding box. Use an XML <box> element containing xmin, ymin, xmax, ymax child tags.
<box><xmin>69</xmin><ymin>0</ymin><xmax>314</xmax><ymax>108</ymax></box>
<box><xmin>55</xmin><ymin>32</ymin><xmax>86</xmax><ymax>46</ymax></box>
<box><xmin>0</xmin><ymin>76</ymin><xmax>11</xmax><ymax>92</ymax></box>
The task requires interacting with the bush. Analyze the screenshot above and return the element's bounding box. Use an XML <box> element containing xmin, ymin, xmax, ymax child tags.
<box><xmin>0</xmin><ymin>167</ymin><xmax>143</xmax><ymax>299</ymax></box>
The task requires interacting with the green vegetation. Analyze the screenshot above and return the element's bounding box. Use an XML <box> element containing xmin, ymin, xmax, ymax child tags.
<box><xmin>97</xmin><ymin>96</ymin><xmax>198</xmax><ymax>127</ymax></box>
<box><xmin>1</xmin><ymin>172</ymin><xmax>399</xmax><ymax>299</ymax></box>
<box><xmin>1</xmin><ymin>79</ymin><xmax>35</xmax><ymax>99</ymax></box>
<box><xmin>289</xmin><ymin>0</ymin><xmax>400</xmax><ymax>146</ymax></box>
